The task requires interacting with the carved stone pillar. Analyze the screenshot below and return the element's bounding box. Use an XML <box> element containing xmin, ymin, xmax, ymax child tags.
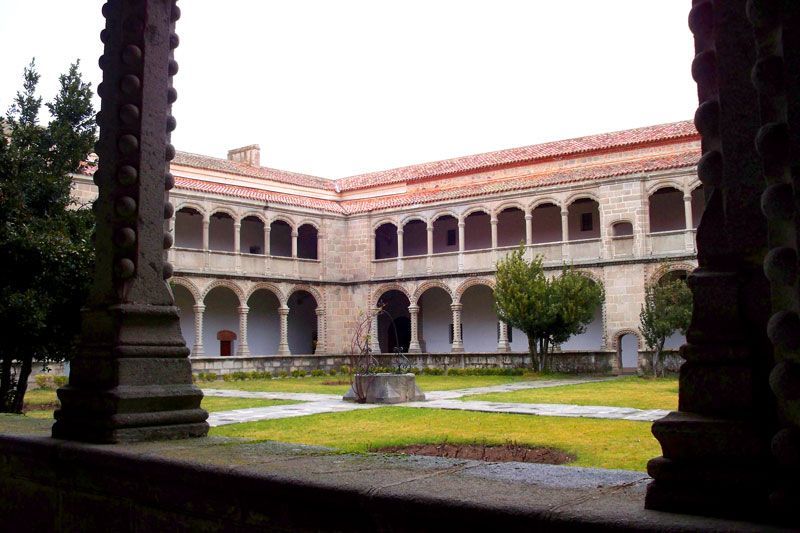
<box><xmin>369</xmin><ymin>307</ymin><xmax>381</xmax><ymax>354</ymax></box>
<box><xmin>202</xmin><ymin>215</ymin><xmax>210</xmax><ymax>269</ymax></box>
<box><xmin>314</xmin><ymin>307</ymin><xmax>326</xmax><ymax>355</ymax></box>
<box><xmin>396</xmin><ymin>228</ymin><xmax>404</xmax><ymax>276</ymax></box>
<box><xmin>426</xmin><ymin>223</ymin><xmax>434</xmax><ymax>273</ymax></box>
<box><xmin>497</xmin><ymin>321</ymin><xmax>510</xmax><ymax>352</ymax></box>
<box><xmin>53</xmin><ymin>0</ymin><xmax>208</xmax><ymax>443</ymax></box>
<box><xmin>683</xmin><ymin>194</ymin><xmax>694</xmax><ymax>252</ymax></box>
<box><xmin>167</xmin><ymin>215</ymin><xmax>176</xmax><ymax>264</ymax></box>
<box><xmin>646</xmin><ymin>0</ymin><xmax>775</xmax><ymax>521</ymax></box>
<box><xmin>233</xmin><ymin>221</ymin><xmax>242</xmax><ymax>272</ymax></box>
<box><xmin>277</xmin><ymin>306</ymin><xmax>290</xmax><ymax>356</ymax></box>
<box><xmin>457</xmin><ymin>220</ymin><xmax>465</xmax><ymax>272</ymax></box>
<box><xmin>560</xmin><ymin>209</ymin><xmax>569</xmax><ymax>260</ymax></box>
<box><xmin>236</xmin><ymin>305</ymin><xmax>250</xmax><ymax>356</ymax></box>
<box><xmin>451</xmin><ymin>303</ymin><xmax>464</xmax><ymax>353</ymax></box>
<box><xmin>524</xmin><ymin>213</ymin><xmax>533</xmax><ymax>260</ymax></box>
<box><xmin>192</xmin><ymin>303</ymin><xmax>205</xmax><ymax>357</ymax></box>
<box><xmin>263</xmin><ymin>224</ymin><xmax>271</xmax><ymax>274</ymax></box>
<box><xmin>408</xmin><ymin>304</ymin><xmax>421</xmax><ymax>353</ymax></box>
<box><xmin>490</xmin><ymin>216</ymin><xmax>499</xmax><ymax>262</ymax></box>
<box><xmin>291</xmin><ymin>229</ymin><xmax>298</xmax><ymax>258</ymax></box>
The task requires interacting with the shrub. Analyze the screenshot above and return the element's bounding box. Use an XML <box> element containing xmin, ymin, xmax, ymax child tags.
<box><xmin>35</xmin><ymin>375</ymin><xmax>51</xmax><ymax>389</ymax></box>
<box><xmin>222</xmin><ymin>374</ymin><xmax>233</xmax><ymax>382</ymax></box>
<box><xmin>53</xmin><ymin>375</ymin><xmax>68</xmax><ymax>387</ymax></box>
<box><xmin>276</xmin><ymin>371</ymin><xmax>289</xmax><ymax>378</ymax></box>
<box><xmin>290</xmin><ymin>369</ymin><xmax>307</xmax><ymax>378</ymax></box>
<box><xmin>328</xmin><ymin>368</ymin><xmax>338</xmax><ymax>376</ymax></box>
<box><xmin>339</xmin><ymin>365</ymin><xmax>350</xmax><ymax>375</ymax></box>
<box><xmin>310</xmin><ymin>369</ymin><xmax>325</xmax><ymax>377</ymax></box>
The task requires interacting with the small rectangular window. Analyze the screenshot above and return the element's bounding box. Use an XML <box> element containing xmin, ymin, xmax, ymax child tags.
<box><xmin>446</xmin><ymin>229</ymin><xmax>457</xmax><ymax>247</ymax></box>
<box><xmin>581</xmin><ymin>212</ymin><xmax>593</xmax><ymax>232</ymax></box>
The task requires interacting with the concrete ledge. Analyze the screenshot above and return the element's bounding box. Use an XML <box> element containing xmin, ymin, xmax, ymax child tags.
<box><xmin>0</xmin><ymin>417</ymin><xmax>784</xmax><ymax>532</ymax></box>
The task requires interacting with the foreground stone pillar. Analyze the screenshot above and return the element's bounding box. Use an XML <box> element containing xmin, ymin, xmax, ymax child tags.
<box><xmin>369</xmin><ymin>307</ymin><xmax>381</xmax><ymax>354</ymax></box>
<box><xmin>314</xmin><ymin>308</ymin><xmax>326</xmax><ymax>354</ymax></box>
<box><xmin>53</xmin><ymin>0</ymin><xmax>208</xmax><ymax>443</ymax></box>
<box><xmin>236</xmin><ymin>305</ymin><xmax>250</xmax><ymax>356</ymax></box>
<box><xmin>192</xmin><ymin>303</ymin><xmax>205</xmax><ymax>357</ymax></box>
<box><xmin>646</xmin><ymin>0</ymin><xmax>775</xmax><ymax>520</ymax></box>
<box><xmin>451</xmin><ymin>303</ymin><xmax>464</xmax><ymax>352</ymax></box>
<box><xmin>408</xmin><ymin>304</ymin><xmax>421</xmax><ymax>353</ymax></box>
<box><xmin>277</xmin><ymin>306</ymin><xmax>290</xmax><ymax>356</ymax></box>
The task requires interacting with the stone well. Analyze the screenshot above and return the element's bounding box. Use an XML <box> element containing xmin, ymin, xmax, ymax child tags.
<box><xmin>343</xmin><ymin>373</ymin><xmax>425</xmax><ymax>404</ymax></box>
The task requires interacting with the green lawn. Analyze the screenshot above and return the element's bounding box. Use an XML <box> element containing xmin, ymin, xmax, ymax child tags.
<box><xmin>211</xmin><ymin>407</ymin><xmax>659</xmax><ymax>471</ymax></box>
<box><xmin>197</xmin><ymin>374</ymin><xmax>563</xmax><ymax>395</ymax></box>
<box><xmin>21</xmin><ymin>389</ymin><xmax>298</xmax><ymax>419</ymax></box>
<box><xmin>466</xmin><ymin>376</ymin><xmax>678</xmax><ymax>410</ymax></box>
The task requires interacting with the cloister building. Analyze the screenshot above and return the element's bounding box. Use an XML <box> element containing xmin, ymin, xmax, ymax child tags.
<box><xmin>73</xmin><ymin>120</ymin><xmax>701</xmax><ymax>373</ymax></box>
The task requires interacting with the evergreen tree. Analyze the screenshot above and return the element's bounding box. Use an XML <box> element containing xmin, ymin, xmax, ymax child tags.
<box><xmin>639</xmin><ymin>277</ymin><xmax>692</xmax><ymax>376</ymax></box>
<box><xmin>494</xmin><ymin>247</ymin><xmax>604</xmax><ymax>371</ymax></box>
<box><xmin>0</xmin><ymin>59</ymin><xmax>96</xmax><ymax>412</ymax></box>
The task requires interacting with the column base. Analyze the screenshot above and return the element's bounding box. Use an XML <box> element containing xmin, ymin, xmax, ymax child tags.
<box><xmin>496</xmin><ymin>343</ymin><xmax>510</xmax><ymax>353</ymax></box>
<box><xmin>408</xmin><ymin>344</ymin><xmax>421</xmax><ymax>354</ymax></box>
<box><xmin>278</xmin><ymin>345</ymin><xmax>291</xmax><ymax>356</ymax></box>
<box><xmin>451</xmin><ymin>344</ymin><xmax>464</xmax><ymax>353</ymax></box>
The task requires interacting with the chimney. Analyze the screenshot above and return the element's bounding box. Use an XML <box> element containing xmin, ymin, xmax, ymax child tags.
<box><xmin>227</xmin><ymin>144</ymin><xmax>261</xmax><ymax>167</ymax></box>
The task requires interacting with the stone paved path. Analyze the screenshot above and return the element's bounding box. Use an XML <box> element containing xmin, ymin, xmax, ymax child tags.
<box><xmin>204</xmin><ymin>377</ymin><xmax>669</xmax><ymax>427</ymax></box>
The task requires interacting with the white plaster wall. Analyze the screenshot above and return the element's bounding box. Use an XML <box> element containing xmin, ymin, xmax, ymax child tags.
<box><xmin>403</xmin><ymin>220</ymin><xmax>427</xmax><ymax>256</ymax></box>
<box><xmin>561</xmin><ymin>305</ymin><xmax>603</xmax><ymax>350</ymax></box>
<box><xmin>240</xmin><ymin>217</ymin><xmax>264</xmax><ymax>254</ymax></box>
<box><xmin>271</xmin><ymin>220</ymin><xmax>292</xmax><ymax>257</ymax></box>
<box><xmin>209</xmin><ymin>214</ymin><xmax>235</xmax><ymax>252</ymax></box>
<box><xmin>247</xmin><ymin>290</ymin><xmax>280</xmax><ymax>355</ymax></box>
<box><xmin>464</xmin><ymin>212</ymin><xmax>491</xmax><ymax>250</ymax></box>
<box><xmin>461</xmin><ymin>285</ymin><xmax>498</xmax><ymax>352</ymax></box>
<box><xmin>203</xmin><ymin>287</ymin><xmax>239</xmax><ymax>356</ymax></box>
<box><xmin>419</xmin><ymin>288</ymin><xmax>452</xmax><ymax>353</ymax></box>
<box><xmin>288</xmin><ymin>291</ymin><xmax>318</xmax><ymax>354</ymax></box>
<box><xmin>567</xmin><ymin>200</ymin><xmax>601</xmax><ymax>240</ymax></box>
<box><xmin>649</xmin><ymin>188</ymin><xmax>685</xmax><ymax>232</ymax></box>
<box><xmin>621</xmin><ymin>333</ymin><xmax>639</xmax><ymax>368</ymax></box>
<box><xmin>433</xmin><ymin>216</ymin><xmax>459</xmax><ymax>253</ymax></box>
<box><xmin>497</xmin><ymin>208</ymin><xmax>526</xmax><ymax>247</ymax></box>
<box><xmin>175</xmin><ymin>210</ymin><xmax>203</xmax><ymax>249</ymax></box>
<box><xmin>173</xmin><ymin>285</ymin><xmax>196</xmax><ymax>352</ymax></box>
<box><xmin>664</xmin><ymin>331</ymin><xmax>686</xmax><ymax>349</ymax></box>
<box><xmin>509</xmin><ymin>326</ymin><xmax>529</xmax><ymax>352</ymax></box>
<box><xmin>531</xmin><ymin>204</ymin><xmax>562</xmax><ymax>243</ymax></box>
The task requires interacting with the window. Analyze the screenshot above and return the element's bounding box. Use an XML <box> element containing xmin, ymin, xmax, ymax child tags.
<box><xmin>581</xmin><ymin>212</ymin><xmax>593</xmax><ymax>232</ymax></box>
<box><xmin>446</xmin><ymin>229</ymin><xmax>457</xmax><ymax>246</ymax></box>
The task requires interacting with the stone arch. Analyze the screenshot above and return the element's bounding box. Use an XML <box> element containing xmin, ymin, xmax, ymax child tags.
<box><xmin>170</xmin><ymin>277</ymin><xmax>201</xmax><ymax>304</ymax></box>
<box><xmin>287</xmin><ymin>284</ymin><xmax>324</xmax><ymax>310</ymax></box>
<box><xmin>647</xmin><ymin>180</ymin><xmax>686</xmax><ymax>196</ymax></box>
<box><xmin>202</xmin><ymin>279</ymin><xmax>245</xmax><ymax>305</ymax></box>
<box><xmin>530</xmin><ymin>196</ymin><xmax>562</xmax><ymax>210</ymax></box>
<box><xmin>239</xmin><ymin>210</ymin><xmax>268</xmax><ymax>225</ymax></box>
<box><xmin>454</xmin><ymin>277</ymin><xmax>496</xmax><ymax>303</ymax></box>
<box><xmin>572</xmin><ymin>269</ymin><xmax>604</xmax><ymax>286</ymax></box>
<box><xmin>372</xmin><ymin>218</ymin><xmax>398</xmax><ymax>231</ymax></box>
<box><xmin>245</xmin><ymin>282</ymin><xmax>286</xmax><ymax>306</ymax></box>
<box><xmin>269</xmin><ymin>215</ymin><xmax>295</xmax><ymax>230</ymax></box>
<box><xmin>430</xmin><ymin>210</ymin><xmax>459</xmax><ymax>223</ymax></box>
<box><xmin>296</xmin><ymin>219</ymin><xmax>321</xmax><ymax>231</ymax></box>
<box><xmin>209</xmin><ymin>206</ymin><xmax>239</xmax><ymax>222</ymax></box>
<box><xmin>689</xmin><ymin>180</ymin><xmax>703</xmax><ymax>192</ymax></box>
<box><xmin>565</xmin><ymin>191</ymin><xmax>601</xmax><ymax>207</ymax></box>
<box><xmin>174</xmin><ymin>201</ymin><xmax>207</xmax><ymax>217</ymax></box>
<box><xmin>493</xmin><ymin>200</ymin><xmax>528</xmax><ymax>216</ymax></box>
<box><xmin>611</xmin><ymin>329</ymin><xmax>642</xmax><ymax>351</ymax></box>
<box><xmin>411</xmin><ymin>280</ymin><xmax>454</xmax><ymax>305</ymax></box>
<box><xmin>463</xmin><ymin>205</ymin><xmax>492</xmax><ymax>218</ymax></box>
<box><xmin>610</xmin><ymin>218</ymin><xmax>635</xmax><ymax>237</ymax></box>
<box><xmin>400</xmin><ymin>214</ymin><xmax>428</xmax><ymax>227</ymax></box>
<box><xmin>372</xmin><ymin>283</ymin><xmax>412</xmax><ymax>306</ymax></box>
<box><xmin>648</xmin><ymin>261</ymin><xmax>695</xmax><ymax>287</ymax></box>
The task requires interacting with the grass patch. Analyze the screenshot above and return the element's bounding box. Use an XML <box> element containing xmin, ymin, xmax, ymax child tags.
<box><xmin>198</xmin><ymin>373</ymin><xmax>563</xmax><ymax>395</ymax></box>
<box><xmin>466</xmin><ymin>376</ymin><xmax>678</xmax><ymax>410</ymax></box>
<box><xmin>211</xmin><ymin>407</ymin><xmax>659</xmax><ymax>471</ymax></box>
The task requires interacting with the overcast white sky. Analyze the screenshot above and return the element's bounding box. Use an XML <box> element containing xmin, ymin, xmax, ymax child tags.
<box><xmin>0</xmin><ymin>1</ymin><xmax>697</xmax><ymax>179</ymax></box>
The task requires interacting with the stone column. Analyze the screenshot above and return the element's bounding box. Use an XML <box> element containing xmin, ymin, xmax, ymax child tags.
<box><xmin>646</xmin><ymin>0</ymin><xmax>775</xmax><ymax>520</ymax></box>
<box><xmin>317</xmin><ymin>232</ymin><xmax>325</xmax><ymax>280</ymax></box>
<box><xmin>277</xmin><ymin>306</ymin><xmax>290</xmax><ymax>356</ymax></box>
<box><xmin>396</xmin><ymin>228</ymin><xmax>404</xmax><ymax>276</ymax></box>
<box><xmin>497</xmin><ymin>321</ymin><xmax>510</xmax><ymax>352</ymax></box>
<box><xmin>314</xmin><ymin>307</ymin><xmax>326</xmax><ymax>355</ymax></box>
<box><xmin>426</xmin><ymin>223</ymin><xmax>434</xmax><ymax>273</ymax></box>
<box><xmin>291</xmin><ymin>229</ymin><xmax>298</xmax><ymax>258</ymax></box>
<box><xmin>683</xmin><ymin>193</ymin><xmax>694</xmax><ymax>252</ymax></box>
<box><xmin>192</xmin><ymin>304</ymin><xmax>205</xmax><ymax>357</ymax></box>
<box><xmin>490</xmin><ymin>216</ymin><xmax>499</xmax><ymax>262</ymax></box>
<box><xmin>451</xmin><ymin>303</ymin><xmax>464</xmax><ymax>352</ymax></box>
<box><xmin>263</xmin><ymin>224</ymin><xmax>271</xmax><ymax>274</ymax></box>
<box><xmin>408</xmin><ymin>304</ymin><xmax>421</xmax><ymax>353</ymax></box>
<box><xmin>369</xmin><ymin>307</ymin><xmax>381</xmax><ymax>354</ymax></box>
<box><xmin>52</xmin><ymin>0</ymin><xmax>208</xmax><ymax>442</ymax></box>
<box><xmin>167</xmin><ymin>215</ymin><xmax>176</xmax><ymax>264</ymax></box>
<box><xmin>233</xmin><ymin>221</ymin><xmax>242</xmax><ymax>272</ymax></box>
<box><xmin>560</xmin><ymin>209</ymin><xmax>569</xmax><ymax>260</ymax></box>
<box><xmin>457</xmin><ymin>220</ymin><xmax>465</xmax><ymax>272</ymax></box>
<box><xmin>525</xmin><ymin>213</ymin><xmax>533</xmax><ymax>260</ymax></box>
<box><xmin>202</xmin><ymin>215</ymin><xmax>210</xmax><ymax>269</ymax></box>
<box><xmin>236</xmin><ymin>305</ymin><xmax>250</xmax><ymax>356</ymax></box>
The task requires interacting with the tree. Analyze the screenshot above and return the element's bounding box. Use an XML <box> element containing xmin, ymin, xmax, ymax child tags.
<box><xmin>0</xmin><ymin>59</ymin><xmax>96</xmax><ymax>413</ymax></box>
<box><xmin>639</xmin><ymin>277</ymin><xmax>692</xmax><ymax>377</ymax></box>
<box><xmin>494</xmin><ymin>247</ymin><xmax>604</xmax><ymax>372</ymax></box>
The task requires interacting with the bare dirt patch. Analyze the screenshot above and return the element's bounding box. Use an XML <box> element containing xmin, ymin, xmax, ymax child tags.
<box><xmin>375</xmin><ymin>442</ymin><xmax>574</xmax><ymax>465</ymax></box>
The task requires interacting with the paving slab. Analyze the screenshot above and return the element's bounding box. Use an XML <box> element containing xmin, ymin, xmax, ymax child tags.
<box><xmin>207</xmin><ymin>400</ymin><xmax>381</xmax><ymax>427</ymax></box>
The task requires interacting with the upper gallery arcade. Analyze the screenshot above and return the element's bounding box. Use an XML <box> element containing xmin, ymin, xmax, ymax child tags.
<box><xmin>72</xmin><ymin>120</ymin><xmax>702</xmax><ymax>365</ymax></box>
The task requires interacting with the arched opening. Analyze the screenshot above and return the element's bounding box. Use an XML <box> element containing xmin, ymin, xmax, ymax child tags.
<box><xmin>172</xmin><ymin>284</ymin><xmax>196</xmax><ymax>353</ymax></box>
<box><xmin>658</xmin><ymin>269</ymin><xmax>690</xmax><ymax>350</ymax></box>
<box><xmin>402</xmin><ymin>219</ymin><xmax>427</xmax><ymax>256</ymax></box>
<box><xmin>432</xmin><ymin>215</ymin><xmax>458</xmax><ymax>254</ymax></box>
<box><xmin>270</xmin><ymin>220</ymin><xmax>292</xmax><ymax>257</ymax></box>
<box><xmin>175</xmin><ymin>207</ymin><xmax>203</xmax><ymax>249</ymax></box>
<box><xmin>497</xmin><ymin>207</ymin><xmax>526</xmax><ymax>247</ymax></box>
<box><xmin>203</xmin><ymin>286</ymin><xmax>240</xmax><ymax>357</ymax></box>
<box><xmin>209</xmin><ymin>212</ymin><xmax>235</xmax><ymax>252</ymax></box>
<box><xmin>460</xmin><ymin>284</ymin><xmax>497</xmax><ymax>352</ymax></box>
<box><xmin>530</xmin><ymin>203</ymin><xmax>561</xmax><ymax>244</ymax></box>
<box><xmin>619</xmin><ymin>333</ymin><xmax>639</xmax><ymax>372</ymax></box>
<box><xmin>297</xmin><ymin>224</ymin><xmax>318</xmax><ymax>260</ymax></box>
<box><xmin>288</xmin><ymin>290</ymin><xmax>318</xmax><ymax>354</ymax></box>
<box><xmin>567</xmin><ymin>198</ymin><xmax>600</xmax><ymax>241</ymax></box>
<box><xmin>560</xmin><ymin>279</ymin><xmax>603</xmax><ymax>350</ymax></box>
<box><xmin>464</xmin><ymin>210</ymin><xmax>491</xmax><ymax>251</ymax></box>
<box><xmin>417</xmin><ymin>287</ymin><xmax>452</xmax><ymax>353</ymax></box>
<box><xmin>612</xmin><ymin>221</ymin><xmax>634</xmax><ymax>237</ymax></box>
<box><xmin>247</xmin><ymin>289</ymin><xmax>281</xmax><ymax>355</ymax></box>
<box><xmin>217</xmin><ymin>330</ymin><xmax>237</xmax><ymax>357</ymax></box>
<box><xmin>240</xmin><ymin>216</ymin><xmax>265</xmax><ymax>255</ymax></box>
<box><xmin>649</xmin><ymin>187</ymin><xmax>685</xmax><ymax>232</ymax></box>
<box><xmin>691</xmin><ymin>185</ymin><xmax>705</xmax><ymax>228</ymax></box>
<box><xmin>377</xmin><ymin>290</ymin><xmax>410</xmax><ymax>353</ymax></box>
<box><xmin>374</xmin><ymin>222</ymin><xmax>398</xmax><ymax>259</ymax></box>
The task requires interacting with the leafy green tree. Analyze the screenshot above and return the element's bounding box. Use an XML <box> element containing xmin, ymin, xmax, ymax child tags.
<box><xmin>0</xmin><ymin>59</ymin><xmax>96</xmax><ymax>412</ymax></box>
<box><xmin>494</xmin><ymin>247</ymin><xmax>604</xmax><ymax>371</ymax></box>
<box><xmin>639</xmin><ymin>278</ymin><xmax>692</xmax><ymax>377</ymax></box>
